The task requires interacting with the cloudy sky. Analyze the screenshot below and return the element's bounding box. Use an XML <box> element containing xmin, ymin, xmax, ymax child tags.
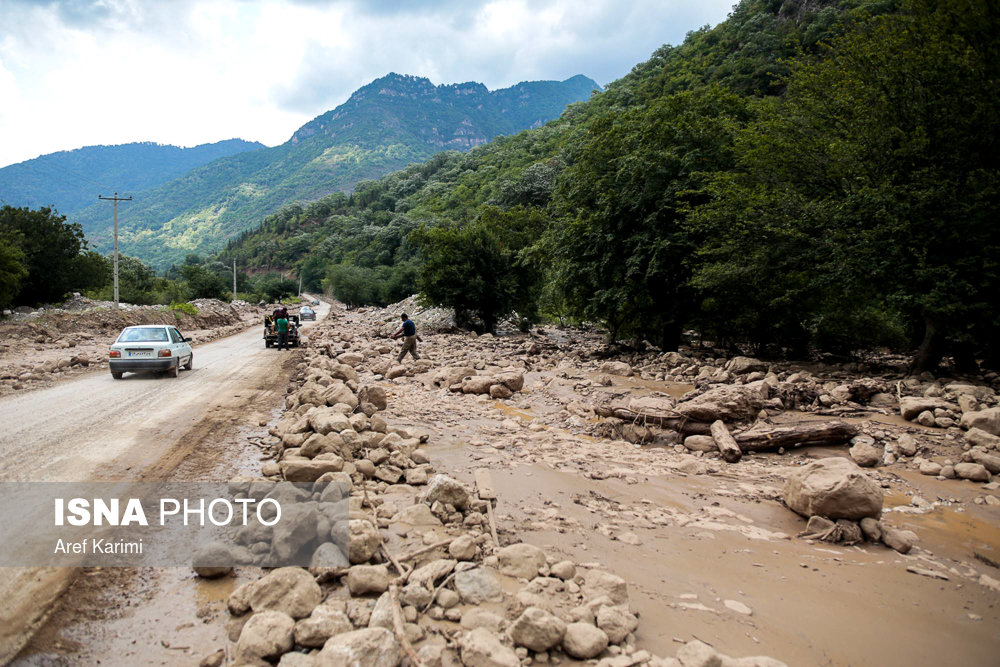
<box><xmin>0</xmin><ymin>0</ymin><xmax>736</xmax><ymax>168</ymax></box>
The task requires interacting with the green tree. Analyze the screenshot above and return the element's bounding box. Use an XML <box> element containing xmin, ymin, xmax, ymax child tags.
<box><xmin>693</xmin><ymin>0</ymin><xmax>1000</xmax><ymax>368</ymax></box>
<box><xmin>414</xmin><ymin>206</ymin><xmax>544</xmax><ymax>333</ymax></box>
<box><xmin>545</xmin><ymin>86</ymin><xmax>751</xmax><ymax>348</ymax></box>
<box><xmin>325</xmin><ymin>264</ymin><xmax>378</xmax><ymax>307</ymax></box>
<box><xmin>0</xmin><ymin>234</ymin><xmax>28</xmax><ymax>310</ymax></box>
<box><xmin>252</xmin><ymin>273</ymin><xmax>297</xmax><ymax>302</ymax></box>
<box><xmin>180</xmin><ymin>264</ymin><xmax>230</xmax><ymax>300</ymax></box>
<box><xmin>0</xmin><ymin>205</ymin><xmax>88</xmax><ymax>305</ymax></box>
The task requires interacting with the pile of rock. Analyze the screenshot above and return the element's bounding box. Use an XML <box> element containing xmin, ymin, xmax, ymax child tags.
<box><xmin>783</xmin><ymin>457</ymin><xmax>919</xmax><ymax>553</ymax></box>
<box><xmin>202</xmin><ymin>319</ymin><xmax>789</xmax><ymax>667</ymax></box>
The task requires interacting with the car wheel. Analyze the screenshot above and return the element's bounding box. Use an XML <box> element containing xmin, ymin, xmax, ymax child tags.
<box><xmin>111</xmin><ymin>371</ymin><xmax>123</xmax><ymax>380</ymax></box>
<box><xmin>265</xmin><ymin>340</ymin><xmax>272</xmax><ymax>348</ymax></box>
<box><xmin>183</xmin><ymin>354</ymin><xmax>193</xmax><ymax>370</ymax></box>
<box><xmin>167</xmin><ymin>361</ymin><xmax>179</xmax><ymax>378</ymax></box>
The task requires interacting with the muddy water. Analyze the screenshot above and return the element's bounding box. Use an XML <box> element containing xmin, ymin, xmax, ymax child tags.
<box><xmin>429</xmin><ymin>437</ymin><xmax>1000</xmax><ymax>667</ymax></box>
<box><xmin>12</xmin><ymin>409</ymin><xmax>281</xmax><ymax>666</ymax></box>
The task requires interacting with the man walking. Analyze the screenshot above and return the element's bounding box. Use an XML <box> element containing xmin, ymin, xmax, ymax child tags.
<box><xmin>391</xmin><ymin>313</ymin><xmax>420</xmax><ymax>362</ymax></box>
<box><xmin>275</xmin><ymin>312</ymin><xmax>290</xmax><ymax>351</ymax></box>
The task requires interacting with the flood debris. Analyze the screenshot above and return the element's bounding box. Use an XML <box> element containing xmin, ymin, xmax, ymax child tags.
<box><xmin>197</xmin><ymin>306</ymin><xmax>793</xmax><ymax>667</ymax></box>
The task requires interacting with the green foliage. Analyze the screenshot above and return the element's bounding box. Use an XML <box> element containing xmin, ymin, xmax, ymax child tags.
<box><xmin>67</xmin><ymin>75</ymin><xmax>599</xmax><ymax>269</ymax></box>
<box><xmin>546</xmin><ymin>86</ymin><xmax>752</xmax><ymax>348</ymax></box>
<box><xmin>0</xmin><ymin>205</ymin><xmax>89</xmax><ymax>305</ymax></box>
<box><xmin>413</xmin><ymin>206</ymin><xmax>544</xmax><ymax>333</ymax></box>
<box><xmin>0</xmin><ymin>140</ymin><xmax>264</xmax><ymax>216</ymax></box>
<box><xmin>251</xmin><ymin>273</ymin><xmax>298</xmax><ymax>302</ymax></box>
<box><xmin>168</xmin><ymin>301</ymin><xmax>199</xmax><ymax>316</ymax></box>
<box><xmin>0</xmin><ymin>233</ymin><xmax>28</xmax><ymax>310</ymax></box>
<box><xmin>213</xmin><ymin>0</ymin><xmax>996</xmax><ymax>369</ymax></box>
<box><xmin>325</xmin><ymin>264</ymin><xmax>378</xmax><ymax>307</ymax></box>
<box><xmin>179</xmin><ymin>264</ymin><xmax>230</xmax><ymax>300</ymax></box>
<box><xmin>692</xmin><ymin>0</ymin><xmax>1000</xmax><ymax>366</ymax></box>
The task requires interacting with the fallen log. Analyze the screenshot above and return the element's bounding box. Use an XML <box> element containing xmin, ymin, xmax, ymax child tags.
<box><xmin>734</xmin><ymin>421</ymin><xmax>858</xmax><ymax>452</ymax></box>
<box><xmin>600</xmin><ymin>406</ymin><xmax>712</xmax><ymax>435</ymax></box>
<box><xmin>710</xmin><ymin>420</ymin><xmax>742</xmax><ymax>463</ymax></box>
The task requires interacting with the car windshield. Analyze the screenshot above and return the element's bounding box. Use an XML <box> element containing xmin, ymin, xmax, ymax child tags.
<box><xmin>301</xmin><ymin>307</ymin><xmax>313</xmax><ymax>313</ymax></box>
<box><xmin>118</xmin><ymin>327</ymin><xmax>169</xmax><ymax>343</ymax></box>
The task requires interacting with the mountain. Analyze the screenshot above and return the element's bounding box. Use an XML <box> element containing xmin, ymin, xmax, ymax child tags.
<box><xmin>69</xmin><ymin>73</ymin><xmax>601</xmax><ymax>269</ymax></box>
<box><xmin>0</xmin><ymin>139</ymin><xmax>265</xmax><ymax>215</ymax></box>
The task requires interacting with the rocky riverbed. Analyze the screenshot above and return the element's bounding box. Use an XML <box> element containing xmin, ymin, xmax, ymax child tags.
<box><xmin>186</xmin><ymin>301</ymin><xmax>999</xmax><ymax>667</ymax></box>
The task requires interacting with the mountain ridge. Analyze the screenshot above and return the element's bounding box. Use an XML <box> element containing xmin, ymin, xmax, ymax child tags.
<box><xmin>68</xmin><ymin>73</ymin><xmax>600</xmax><ymax>269</ymax></box>
<box><xmin>0</xmin><ymin>139</ymin><xmax>265</xmax><ymax>215</ymax></box>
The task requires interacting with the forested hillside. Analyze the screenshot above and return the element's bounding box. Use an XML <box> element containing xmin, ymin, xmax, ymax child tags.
<box><xmin>0</xmin><ymin>139</ymin><xmax>263</xmax><ymax>214</ymax></box>
<box><xmin>67</xmin><ymin>74</ymin><xmax>599</xmax><ymax>269</ymax></box>
<box><xmin>222</xmin><ymin>0</ymin><xmax>999</xmax><ymax>372</ymax></box>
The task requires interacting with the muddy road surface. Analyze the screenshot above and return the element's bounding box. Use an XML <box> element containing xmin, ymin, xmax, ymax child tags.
<box><xmin>0</xmin><ymin>299</ymin><xmax>330</xmax><ymax>663</ymax></box>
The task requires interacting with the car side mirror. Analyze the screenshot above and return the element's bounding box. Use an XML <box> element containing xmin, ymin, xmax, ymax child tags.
<box><xmin>183</xmin><ymin>337</ymin><xmax>192</xmax><ymax>343</ymax></box>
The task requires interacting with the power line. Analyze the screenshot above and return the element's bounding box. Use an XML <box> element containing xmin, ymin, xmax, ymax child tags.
<box><xmin>98</xmin><ymin>192</ymin><xmax>132</xmax><ymax>309</ymax></box>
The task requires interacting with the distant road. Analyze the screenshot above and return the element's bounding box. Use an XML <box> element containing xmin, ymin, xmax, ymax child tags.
<box><xmin>0</xmin><ymin>298</ymin><xmax>330</xmax><ymax>662</ymax></box>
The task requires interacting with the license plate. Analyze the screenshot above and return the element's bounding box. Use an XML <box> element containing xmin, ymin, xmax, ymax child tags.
<box><xmin>128</xmin><ymin>351</ymin><xmax>153</xmax><ymax>358</ymax></box>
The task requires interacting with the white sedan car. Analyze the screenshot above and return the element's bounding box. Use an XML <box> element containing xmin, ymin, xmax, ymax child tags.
<box><xmin>109</xmin><ymin>325</ymin><xmax>193</xmax><ymax>379</ymax></box>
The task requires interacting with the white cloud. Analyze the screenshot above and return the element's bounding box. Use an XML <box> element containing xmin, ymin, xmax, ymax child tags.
<box><xmin>0</xmin><ymin>0</ymin><xmax>735</xmax><ymax>168</ymax></box>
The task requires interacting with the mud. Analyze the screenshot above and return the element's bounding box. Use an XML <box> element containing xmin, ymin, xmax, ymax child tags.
<box><xmin>7</xmin><ymin>299</ymin><xmax>1000</xmax><ymax>666</ymax></box>
<box><xmin>3</xmin><ymin>300</ymin><xmax>330</xmax><ymax>665</ymax></box>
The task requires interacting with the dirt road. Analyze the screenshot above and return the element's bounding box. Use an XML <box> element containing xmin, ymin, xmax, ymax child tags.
<box><xmin>0</xmin><ymin>299</ymin><xmax>329</xmax><ymax>663</ymax></box>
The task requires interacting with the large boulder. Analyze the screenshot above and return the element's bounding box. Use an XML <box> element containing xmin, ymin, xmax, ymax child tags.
<box><xmin>419</xmin><ymin>474</ymin><xmax>470</xmax><ymax>510</ymax></box>
<box><xmin>595</xmin><ymin>605</ymin><xmax>638</xmax><ymax>644</ymax></box>
<box><xmin>346</xmin><ymin>564</ymin><xmax>391</xmax><ymax>595</ymax></box>
<box><xmin>248</xmin><ymin>567</ymin><xmax>322</xmax><ymax>619</ymax></box>
<box><xmin>782</xmin><ymin>457</ymin><xmax>883</xmax><ymax>520</ymax></box>
<box><xmin>497</xmin><ymin>543</ymin><xmax>547</xmax><ymax>579</ymax></box>
<box><xmin>582</xmin><ymin>569</ymin><xmax>629</xmax><ymax>605</ymax></box>
<box><xmin>309</xmin><ymin>409</ymin><xmax>352</xmax><ymax>435</ymax></box>
<box><xmin>358</xmin><ymin>385</ymin><xmax>388</xmax><ymax>411</ymax></box>
<box><xmin>960</xmin><ymin>407</ymin><xmax>1000</xmax><ymax>436</ymax></box>
<box><xmin>727</xmin><ymin>356</ymin><xmax>768</xmax><ymax>375</ymax></box>
<box><xmin>349</xmin><ymin>519</ymin><xmax>381</xmax><ymax>563</ymax></box>
<box><xmin>899</xmin><ymin>396</ymin><xmax>958</xmax><ymax>421</ymax></box>
<box><xmin>459</xmin><ymin>627</ymin><xmax>520</xmax><ymax>667</ymax></box>
<box><xmin>508</xmin><ymin>607</ymin><xmax>566</xmax><ymax>652</ymax></box>
<box><xmin>236</xmin><ymin>610</ymin><xmax>295</xmax><ymax>661</ymax></box>
<box><xmin>675</xmin><ymin>385</ymin><xmax>765</xmax><ymax>423</ymax></box>
<box><xmin>316</xmin><ymin>627</ymin><xmax>402</xmax><ymax>667</ymax></box>
<box><xmin>562</xmin><ymin>622</ymin><xmax>609</xmax><ymax>659</ymax></box>
<box><xmin>454</xmin><ymin>567</ymin><xmax>503</xmax><ymax>604</ymax></box>
<box><xmin>432</xmin><ymin>366</ymin><xmax>476</xmax><ymax>389</ymax></box>
<box><xmin>294</xmin><ymin>606</ymin><xmax>353</xmax><ymax>648</ymax></box>
<box><xmin>462</xmin><ymin>376</ymin><xmax>495</xmax><ymax>395</ymax></box>
<box><xmin>280</xmin><ymin>459</ymin><xmax>345</xmax><ymax>482</ymax></box>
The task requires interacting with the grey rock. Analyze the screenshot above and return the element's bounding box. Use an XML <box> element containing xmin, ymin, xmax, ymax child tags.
<box><xmin>508</xmin><ymin>606</ymin><xmax>566</xmax><ymax>652</ymax></box>
<box><xmin>459</xmin><ymin>627</ymin><xmax>519</xmax><ymax>667</ymax></box>
<box><xmin>954</xmin><ymin>462</ymin><xmax>991</xmax><ymax>483</ymax></box>
<box><xmin>347</xmin><ymin>564</ymin><xmax>391</xmax><ymax>596</ymax></box>
<box><xmin>249</xmin><ymin>567</ymin><xmax>322</xmax><ymax>619</ymax></box>
<box><xmin>236</xmin><ymin>610</ymin><xmax>295</xmax><ymax>661</ymax></box>
<box><xmin>782</xmin><ymin>457</ymin><xmax>883</xmax><ymax>520</ymax></box>
<box><xmin>562</xmin><ymin>622</ymin><xmax>609</xmax><ymax>659</ymax></box>
<box><xmin>595</xmin><ymin>605</ymin><xmax>638</xmax><ymax>644</ymax></box>
<box><xmin>454</xmin><ymin>567</ymin><xmax>503</xmax><ymax>604</ymax></box>
<box><xmin>419</xmin><ymin>474</ymin><xmax>470</xmax><ymax>510</ymax></box>
<box><xmin>294</xmin><ymin>607</ymin><xmax>353</xmax><ymax>647</ymax></box>
<box><xmin>316</xmin><ymin>627</ymin><xmax>402</xmax><ymax>667</ymax></box>
<box><xmin>497</xmin><ymin>542</ymin><xmax>547</xmax><ymax>579</ymax></box>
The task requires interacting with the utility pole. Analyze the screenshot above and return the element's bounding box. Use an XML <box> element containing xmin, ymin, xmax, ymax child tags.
<box><xmin>98</xmin><ymin>192</ymin><xmax>132</xmax><ymax>309</ymax></box>
<box><xmin>298</xmin><ymin>273</ymin><xmax>302</xmax><ymax>296</ymax></box>
<box><xmin>233</xmin><ymin>259</ymin><xmax>237</xmax><ymax>301</ymax></box>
